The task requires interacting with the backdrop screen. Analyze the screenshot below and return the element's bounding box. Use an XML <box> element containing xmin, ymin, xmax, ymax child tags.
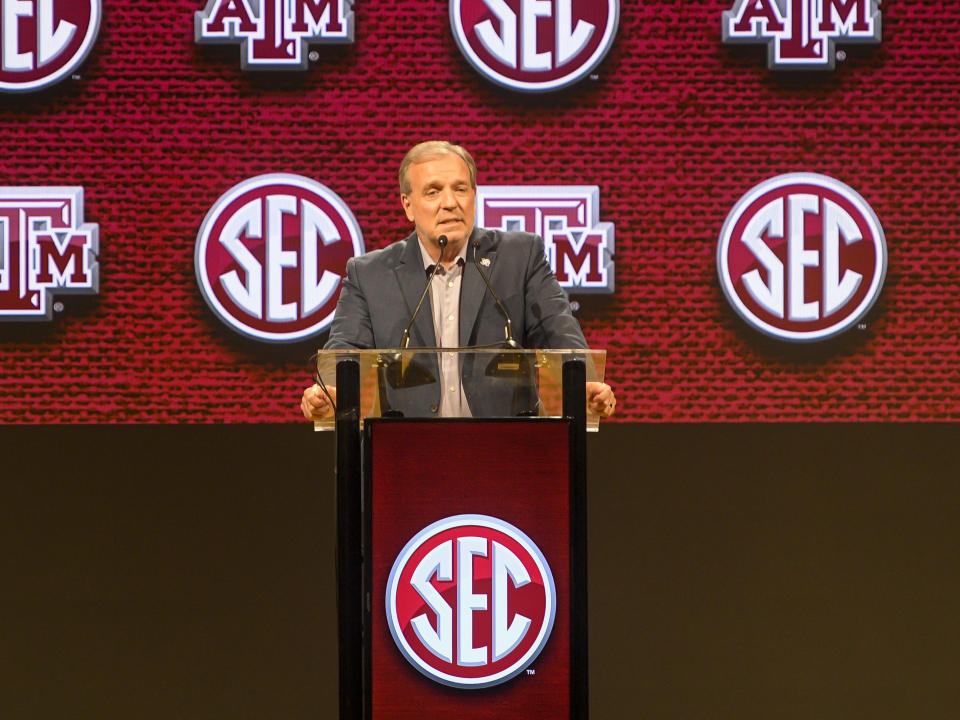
<box><xmin>1</xmin><ymin>2</ymin><xmax>957</xmax><ymax>422</ymax></box>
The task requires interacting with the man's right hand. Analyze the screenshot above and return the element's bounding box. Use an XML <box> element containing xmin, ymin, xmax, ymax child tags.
<box><xmin>301</xmin><ymin>384</ymin><xmax>337</xmax><ymax>421</ymax></box>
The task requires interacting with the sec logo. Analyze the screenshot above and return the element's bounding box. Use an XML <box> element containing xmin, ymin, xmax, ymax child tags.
<box><xmin>386</xmin><ymin>514</ymin><xmax>556</xmax><ymax>689</ymax></box>
<box><xmin>450</xmin><ymin>0</ymin><xmax>619</xmax><ymax>92</ymax></box>
<box><xmin>195</xmin><ymin>174</ymin><xmax>364</xmax><ymax>343</ymax></box>
<box><xmin>0</xmin><ymin>0</ymin><xmax>101</xmax><ymax>93</ymax></box>
<box><xmin>717</xmin><ymin>173</ymin><xmax>886</xmax><ymax>342</ymax></box>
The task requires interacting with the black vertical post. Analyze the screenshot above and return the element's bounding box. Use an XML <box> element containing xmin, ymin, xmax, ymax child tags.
<box><xmin>562</xmin><ymin>357</ymin><xmax>589</xmax><ymax>720</ymax></box>
<box><xmin>335</xmin><ymin>358</ymin><xmax>362</xmax><ymax>720</ymax></box>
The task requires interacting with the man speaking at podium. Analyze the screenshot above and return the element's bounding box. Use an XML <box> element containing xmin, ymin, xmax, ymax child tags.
<box><xmin>301</xmin><ymin>140</ymin><xmax>616</xmax><ymax>420</ymax></box>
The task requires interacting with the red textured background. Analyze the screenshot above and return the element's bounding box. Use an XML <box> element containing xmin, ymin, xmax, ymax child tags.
<box><xmin>1</xmin><ymin>1</ymin><xmax>958</xmax><ymax>422</ymax></box>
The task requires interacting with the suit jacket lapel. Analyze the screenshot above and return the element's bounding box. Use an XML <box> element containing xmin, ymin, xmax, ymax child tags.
<box><xmin>395</xmin><ymin>233</ymin><xmax>437</xmax><ymax>347</ymax></box>
<box><xmin>460</xmin><ymin>228</ymin><xmax>495</xmax><ymax>347</ymax></box>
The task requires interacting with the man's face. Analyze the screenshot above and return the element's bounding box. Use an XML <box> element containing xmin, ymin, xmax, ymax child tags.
<box><xmin>401</xmin><ymin>154</ymin><xmax>476</xmax><ymax>253</ymax></box>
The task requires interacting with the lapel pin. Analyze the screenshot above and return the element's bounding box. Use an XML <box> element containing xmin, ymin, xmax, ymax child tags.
<box><xmin>481</xmin><ymin>257</ymin><xmax>491</xmax><ymax>267</ymax></box>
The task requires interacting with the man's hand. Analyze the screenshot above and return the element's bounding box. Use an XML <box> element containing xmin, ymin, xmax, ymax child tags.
<box><xmin>586</xmin><ymin>382</ymin><xmax>617</xmax><ymax>418</ymax></box>
<box><xmin>301</xmin><ymin>384</ymin><xmax>337</xmax><ymax>421</ymax></box>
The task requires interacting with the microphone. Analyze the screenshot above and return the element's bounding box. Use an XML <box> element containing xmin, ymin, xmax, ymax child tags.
<box><xmin>472</xmin><ymin>239</ymin><xmax>536</xmax><ymax>414</ymax></box>
<box><xmin>472</xmin><ymin>239</ymin><xmax>519</xmax><ymax>349</ymax></box>
<box><xmin>380</xmin><ymin>235</ymin><xmax>447</xmax><ymax>392</ymax></box>
<box><xmin>400</xmin><ymin>234</ymin><xmax>448</xmax><ymax>349</ymax></box>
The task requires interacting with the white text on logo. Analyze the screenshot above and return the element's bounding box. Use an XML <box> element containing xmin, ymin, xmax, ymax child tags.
<box><xmin>410</xmin><ymin>536</ymin><xmax>532</xmax><ymax>666</ymax></box>
<box><xmin>2</xmin><ymin>0</ymin><xmax>77</xmax><ymax>71</ymax></box>
<box><xmin>475</xmin><ymin>0</ymin><xmax>595</xmax><ymax>72</ymax></box>
<box><xmin>739</xmin><ymin>194</ymin><xmax>862</xmax><ymax>320</ymax></box>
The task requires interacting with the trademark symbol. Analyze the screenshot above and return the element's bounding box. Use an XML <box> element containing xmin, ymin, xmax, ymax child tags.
<box><xmin>526</xmin><ymin>668</ymin><xmax>536</xmax><ymax>675</ymax></box>
<box><xmin>590</xmin><ymin>74</ymin><xmax>599</xmax><ymax>81</ymax></box>
<box><xmin>858</xmin><ymin>323</ymin><xmax>867</xmax><ymax>330</ymax></box>
<box><xmin>53</xmin><ymin>302</ymin><xmax>64</xmax><ymax>313</ymax></box>
<box><xmin>308</xmin><ymin>51</ymin><xmax>320</xmax><ymax>62</ymax></box>
<box><xmin>570</xmin><ymin>300</ymin><xmax>580</xmax><ymax>312</ymax></box>
<box><xmin>71</xmin><ymin>74</ymin><xmax>81</xmax><ymax>81</ymax></box>
<box><xmin>836</xmin><ymin>50</ymin><xmax>847</xmax><ymax>62</ymax></box>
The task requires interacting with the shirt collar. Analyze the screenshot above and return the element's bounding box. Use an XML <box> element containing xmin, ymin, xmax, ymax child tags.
<box><xmin>417</xmin><ymin>236</ymin><xmax>468</xmax><ymax>273</ymax></box>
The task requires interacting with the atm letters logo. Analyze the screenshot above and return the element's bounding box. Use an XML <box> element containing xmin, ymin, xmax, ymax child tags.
<box><xmin>717</xmin><ymin>173</ymin><xmax>886</xmax><ymax>342</ymax></box>
<box><xmin>386</xmin><ymin>514</ymin><xmax>556</xmax><ymax>689</ymax></box>
<box><xmin>0</xmin><ymin>187</ymin><xmax>99</xmax><ymax>321</ymax></box>
<box><xmin>195</xmin><ymin>174</ymin><xmax>364</xmax><ymax>343</ymax></box>
<box><xmin>195</xmin><ymin>0</ymin><xmax>354</xmax><ymax>70</ymax></box>
<box><xmin>477</xmin><ymin>185</ymin><xmax>614</xmax><ymax>293</ymax></box>
<box><xmin>723</xmin><ymin>0</ymin><xmax>881</xmax><ymax>70</ymax></box>
<box><xmin>0</xmin><ymin>0</ymin><xmax>101</xmax><ymax>92</ymax></box>
<box><xmin>450</xmin><ymin>0</ymin><xmax>619</xmax><ymax>92</ymax></box>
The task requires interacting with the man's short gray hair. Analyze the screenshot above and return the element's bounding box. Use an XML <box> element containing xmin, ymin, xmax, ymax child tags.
<box><xmin>398</xmin><ymin>141</ymin><xmax>477</xmax><ymax>195</ymax></box>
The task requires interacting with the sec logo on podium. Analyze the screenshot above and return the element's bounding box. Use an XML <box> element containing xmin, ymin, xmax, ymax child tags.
<box><xmin>386</xmin><ymin>514</ymin><xmax>557</xmax><ymax>689</ymax></box>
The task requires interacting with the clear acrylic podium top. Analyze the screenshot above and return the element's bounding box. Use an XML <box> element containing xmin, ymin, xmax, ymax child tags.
<box><xmin>311</xmin><ymin>348</ymin><xmax>606</xmax><ymax>432</ymax></box>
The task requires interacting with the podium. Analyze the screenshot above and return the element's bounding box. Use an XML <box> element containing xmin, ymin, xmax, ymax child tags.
<box><xmin>313</xmin><ymin>348</ymin><xmax>606</xmax><ymax>720</ymax></box>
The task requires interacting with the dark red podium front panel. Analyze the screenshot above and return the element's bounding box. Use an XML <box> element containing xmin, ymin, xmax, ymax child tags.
<box><xmin>366</xmin><ymin>419</ymin><xmax>572</xmax><ymax>719</ymax></box>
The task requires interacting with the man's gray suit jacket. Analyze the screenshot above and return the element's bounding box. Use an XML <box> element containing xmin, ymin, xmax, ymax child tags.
<box><xmin>323</xmin><ymin>228</ymin><xmax>588</xmax><ymax>418</ymax></box>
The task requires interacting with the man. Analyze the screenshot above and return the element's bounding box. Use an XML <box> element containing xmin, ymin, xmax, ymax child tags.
<box><xmin>301</xmin><ymin>140</ymin><xmax>616</xmax><ymax>420</ymax></box>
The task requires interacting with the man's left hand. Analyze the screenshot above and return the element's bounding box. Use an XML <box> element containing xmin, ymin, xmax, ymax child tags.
<box><xmin>586</xmin><ymin>382</ymin><xmax>617</xmax><ymax>418</ymax></box>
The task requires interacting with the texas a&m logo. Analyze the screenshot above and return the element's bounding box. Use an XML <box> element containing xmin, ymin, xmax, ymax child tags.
<box><xmin>386</xmin><ymin>514</ymin><xmax>556</xmax><ymax>689</ymax></box>
<box><xmin>0</xmin><ymin>187</ymin><xmax>99</xmax><ymax>320</ymax></box>
<box><xmin>723</xmin><ymin>0</ymin><xmax>881</xmax><ymax>70</ymax></box>
<box><xmin>0</xmin><ymin>0</ymin><xmax>101</xmax><ymax>92</ymax></box>
<box><xmin>195</xmin><ymin>174</ymin><xmax>363</xmax><ymax>342</ymax></box>
<box><xmin>477</xmin><ymin>185</ymin><xmax>614</xmax><ymax>293</ymax></box>
<box><xmin>450</xmin><ymin>0</ymin><xmax>619</xmax><ymax>92</ymax></box>
<box><xmin>717</xmin><ymin>173</ymin><xmax>886</xmax><ymax>342</ymax></box>
<box><xmin>195</xmin><ymin>0</ymin><xmax>354</xmax><ymax>70</ymax></box>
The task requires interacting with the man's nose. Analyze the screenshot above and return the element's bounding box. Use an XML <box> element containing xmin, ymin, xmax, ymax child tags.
<box><xmin>439</xmin><ymin>187</ymin><xmax>457</xmax><ymax>207</ymax></box>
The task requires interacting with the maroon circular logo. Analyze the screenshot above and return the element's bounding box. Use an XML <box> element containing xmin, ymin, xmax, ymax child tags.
<box><xmin>717</xmin><ymin>173</ymin><xmax>886</xmax><ymax>342</ymax></box>
<box><xmin>0</xmin><ymin>0</ymin><xmax>101</xmax><ymax>93</ymax></box>
<box><xmin>386</xmin><ymin>514</ymin><xmax>556</xmax><ymax>689</ymax></box>
<box><xmin>450</xmin><ymin>0</ymin><xmax>619</xmax><ymax>92</ymax></box>
<box><xmin>195</xmin><ymin>174</ymin><xmax>364</xmax><ymax>343</ymax></box>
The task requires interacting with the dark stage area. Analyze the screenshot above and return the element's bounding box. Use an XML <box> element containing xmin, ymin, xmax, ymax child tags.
<box><xmin>2</xmin><ymin>424</ymin><xmax>958</xmax><ymax>719</ymax></box>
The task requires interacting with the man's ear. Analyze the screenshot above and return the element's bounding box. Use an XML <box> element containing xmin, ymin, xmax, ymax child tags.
<box><xmin>400</xmin><ymin>194</ymin><xmax>415</xmax><ymax>222</ymax></box>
